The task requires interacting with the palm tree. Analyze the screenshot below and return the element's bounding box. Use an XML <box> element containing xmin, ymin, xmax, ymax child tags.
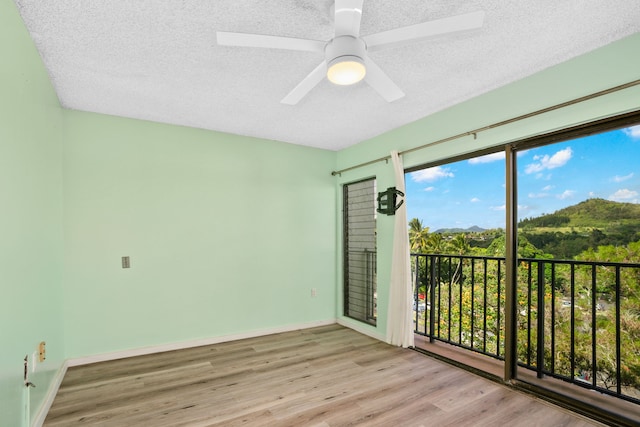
<box><xmin>449</xmin><ymin>234</ymin><xmax>470</xmax><ymax>284</ymax></box>
<box><xmin>427</xmin><ymin>233</ymin><xmax>446</xmax><ymax>253</ymax></box>
<box><xmin>409</xmin><ymin>218</ymin><xmax>430</xmax><ymax>300</ymax></box>
<box><xmin>409</xmin><ymin>218</ymin><xmax>430</xmax><ymax>253</ymax></box>
<box><xmin>449</xmin><ymin>234</ymin><xmax>471</xmax><ymax>255</ymax></box>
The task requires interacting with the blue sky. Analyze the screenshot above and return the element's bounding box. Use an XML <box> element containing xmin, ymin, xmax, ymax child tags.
<box><xmin>405</xmin><ymin>124</ymin><xmax>640</xmax><ymax>231</ymax></box>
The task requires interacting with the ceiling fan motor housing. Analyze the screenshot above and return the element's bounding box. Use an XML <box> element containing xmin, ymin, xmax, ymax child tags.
<box><xmin>325</xmin><ymin>35</ymin><xmax>367</xmax><ymax>69</ymax></box>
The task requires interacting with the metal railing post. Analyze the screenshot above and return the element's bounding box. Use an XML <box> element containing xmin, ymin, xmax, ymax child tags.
<box><xmin>429</xmin><ymin>256</ymin><xmax>436</xmax><ymax>343</ymax></box>
<box><xmin>536</xmin><ymin>261</ymin><xmax>545</xmax><ymax>378</ymax></box>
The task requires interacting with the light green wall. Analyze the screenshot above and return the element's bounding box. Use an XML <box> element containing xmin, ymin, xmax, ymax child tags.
<box><xmin>62</xmin><ymin>112</ymin><xmax>337</xmax><ymax>357</ymax></box>
<box><xmin>335</xmin><ymin>33</ymin><xmax>640</xmax><ymax>340</ymax></box>
<box><xmin>0</xmin><ymin>1</ymin><xmax>65</xmax><ymax>426</ymax></box>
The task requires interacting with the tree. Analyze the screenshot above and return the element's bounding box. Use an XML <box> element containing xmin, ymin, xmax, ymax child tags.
<box><xmin>449</xmin><ymin>234</ymin><xmax>470</xmax><ymax>255</ymax></box>
<box><xmin>449</xmin><ymin>234</ymin><xmax>470</xmax><ymax>284</ymax></box>
<box><xmin>549</xmin><ymin>240</ymin><xmax>640</xmax><ymax>395</ymax></box>
<box><xmin>427</xmin><ymin>233</ymin><xmax>446</xmax><ymax>253</ymax></box>
<box><xmin>409</xmin><ymin>218</ymin><xmax>429</xmax><ymax>253</ymax></box>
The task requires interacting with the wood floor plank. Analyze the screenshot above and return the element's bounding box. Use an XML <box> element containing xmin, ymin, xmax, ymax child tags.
<box><xmin>44</xmin><ymin>325</ymin><xmax>604</xmax><ymax>426</ymax></box>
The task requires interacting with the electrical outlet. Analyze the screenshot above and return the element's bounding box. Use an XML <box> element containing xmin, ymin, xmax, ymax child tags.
<box><xmin>311</xmin><ymin>288</ymin><xmax>317</xmax><ymax>298</ymax></box>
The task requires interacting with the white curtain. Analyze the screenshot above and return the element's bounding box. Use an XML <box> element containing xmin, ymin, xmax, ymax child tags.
<box><xmin>386</xmin><ymin>150</ymin><xmax>414</xmax><ymax>348</ymax></box>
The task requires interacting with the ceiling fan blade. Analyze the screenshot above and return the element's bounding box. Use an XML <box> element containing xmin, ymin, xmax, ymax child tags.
<box><xmin>363</xmin><ymin>10</ymin><xmax>485</xmax><ymax>51</ymax></box>
<box><xmin>281</xmin><ymin>61</ymin><xmax>327</xmax><ymax>105</ymax></box>
<box><xmin>334</xmin><ymin>0</ymin><xmax>364</xmax><ymax>37</ymax></box>
<box><xmin>364</xmin><ymin>57</ymin><xmax>404</xmax><ymax>102</ymax></box>
<box><xmin>217</xmin><ymin>32</ymin><xmax>325</xmax><ymax>52</ymax></box>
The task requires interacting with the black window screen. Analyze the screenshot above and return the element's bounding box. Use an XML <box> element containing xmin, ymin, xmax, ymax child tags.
<box><xmin>343</xmin><ymin>178</ymin><xmax>377</xmax><ymax>325</ymax></box>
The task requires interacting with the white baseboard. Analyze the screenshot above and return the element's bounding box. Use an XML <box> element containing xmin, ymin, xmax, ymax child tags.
<box><xmin>67</xmin><ymin>319</ymin><xmax>337</xmax><ymax>367</ymax></box>
<box><xmin>32</xmin><ymin>360</ymin><xmax>69</xmax><ymax>427</ymax></box>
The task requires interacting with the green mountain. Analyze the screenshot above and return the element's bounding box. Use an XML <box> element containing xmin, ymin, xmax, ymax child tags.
<box><xmin>435</xmin><ymin>225</ymin><xmax>486</xmax><ymax>233</ymax></box>
<box><xmin>519</xmin><ymin>198</ymin><xmax>640</xmax><ymax>230</ymax></box>
<box><xmin>518</xmin><ymin>198</ymin><xmax>640</xmax><ymax>259</ymax></box>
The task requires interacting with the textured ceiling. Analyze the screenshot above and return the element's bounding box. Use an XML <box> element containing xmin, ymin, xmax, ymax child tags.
<box><xmin>14</xmin><ymin>1</ymin><xmax>640</xmax><ymax>151</ymax></box>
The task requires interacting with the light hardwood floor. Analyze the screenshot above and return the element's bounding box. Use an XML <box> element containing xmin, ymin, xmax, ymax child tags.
<box><xmin>44</xmin><ymin>325</ymin><xmax>602</xmax><ymax>426</ymax></box>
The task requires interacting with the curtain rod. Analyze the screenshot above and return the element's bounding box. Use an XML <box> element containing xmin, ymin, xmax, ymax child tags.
<box><xmin>331</xmin><ymin>79</ymin><xmax>640</xmax><ymax>176</ymax></box>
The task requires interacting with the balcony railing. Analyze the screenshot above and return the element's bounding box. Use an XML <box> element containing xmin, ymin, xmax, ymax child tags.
<box><xmin>411</xmin><ymin>253</ymin><xmax>640</xmax><ymax>405</ymax></box>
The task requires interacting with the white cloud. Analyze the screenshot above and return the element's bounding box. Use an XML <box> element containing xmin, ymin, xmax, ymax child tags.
<box><xmin>612</xmin><ymin>173</ymin><xmax>634</xmax><ymax>183</ymax></box>
<box><xmin>609</xmin><ymin>189</ymin><xmax>639</xmax><ymax>202</ymax></box>
<box><xmin>410</xmin><ymin>166</ymin><xmax>454</xmax><ymax>183</ymax></box>
<box><xmin>492</xmin><ymin>204</ymin><xmax>529</xmax><ymax>212</ymax></box>
<box><xmin>468</xmin><ymin>152</ymin><xmax>504</xmax><ymax>164</ymax></box>
<box><xmin>525</xmin><ymin>147</ymin><xmax>572</xmax><ymax>174</ymax></box>
<box><xmin>470</xmin><ymin>197</ymin><xmax>480</xmax><ymax>203</ymax></box>
<box><xmin>536</xmin><ymin>173</ymin><xmax>553</xmax><ymax>181</ymax></box>
<box><xmin>557</xmin><ymin>190</ymin><xmax>575</xmax><ymax>200</ymax></box>
<box><xmin>542</xmin><ymin>185</ymin><xmax>554</xmax><ymax>191</ymax></box>
<box><xmin>528</xmin><ymin>192</ymin><xmax>548</xmax><ymax>199</ymax></box>
<box><xmin>423</xmin><ymin>186</ymin><xmax>435</xmax><ymax>192</ymax></box>
<box><xmin>623</xmin><ymin>125</ymin><xmax>640</xmax><ymax>139</ymax></box>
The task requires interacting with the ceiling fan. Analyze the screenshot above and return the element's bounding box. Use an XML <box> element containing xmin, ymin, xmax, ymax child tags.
<box><xmin>217</xmin><ymin>0</ymin><xmax>484</xmax><ymax>105</ymax></box>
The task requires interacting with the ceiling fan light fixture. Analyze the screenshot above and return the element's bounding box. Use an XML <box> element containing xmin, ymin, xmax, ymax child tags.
<box><xmin>327</xmin><ymin>56</ymin><xmax>366</xmax><ymax>85</ymax></box>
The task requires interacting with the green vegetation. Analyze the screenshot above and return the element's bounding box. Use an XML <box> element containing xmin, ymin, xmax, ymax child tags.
<box><xmin>519</xmin><ymin>198</ymin><xmax>640</xmax><ymax>259</ymax></box>
<box><xmin>519</xmin><ymin>198</ymin><xmax>640</xmax><ymax>229</ymax></box>
<box><xmin>409</xmin><ymin>198</ymin><xmax>640</xmax><ymax>401</ymax></box>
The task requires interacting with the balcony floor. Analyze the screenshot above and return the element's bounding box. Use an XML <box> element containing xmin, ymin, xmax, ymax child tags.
<box><xmin>413</xmin><ymin>333</ymin><xmax>640</xmax><ymax>426</ymax></box>
<box><xmin>45</xmin><ymin>324</ymin><xmax>602</xmax><ymax>426</ymax></box>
